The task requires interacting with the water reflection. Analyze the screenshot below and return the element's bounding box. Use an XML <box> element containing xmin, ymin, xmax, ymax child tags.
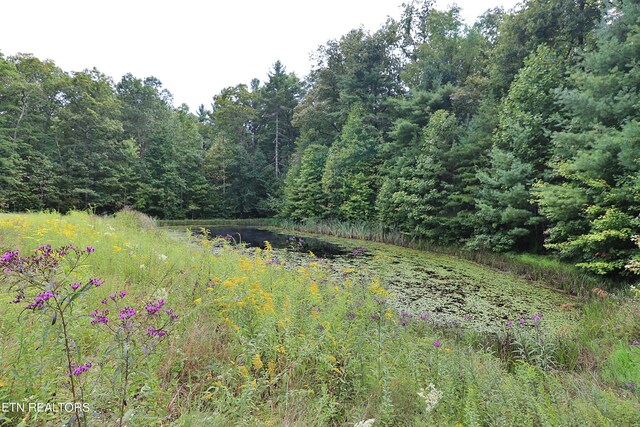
<box><xmin>205</xmin><ymin>226</ymin><xmax>348</xmax><ymax>258</ymax></box>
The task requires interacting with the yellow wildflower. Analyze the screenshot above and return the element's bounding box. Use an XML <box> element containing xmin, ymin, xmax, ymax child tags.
<box><xmin>252</xmin><ymin>354</ymin><xmax>263</xmax><ymax>371</ymax></box>
<box><xmin>113</xmin><ymin>245</ymin><xmax>123</xmax><ymax>253</ymax></box>
<box><xmin>264</xmin><ymin>241</ymin><xmax>273</xmax><ymax>251</ymax></box>
<box><xmin>193</xmin><ymin>297</ymin><xmax>202</xmax><ymax>304</ymax></box>
<box><xmin>268</xmin><ymin>360</ymin><xmax>276</xmax><ymax>376</ymax></box>
<box><xmin>239</xmin><ymin>366</ymin><xmax>249</xmax><ymax>378</ymax></box>
<box><xmin>309</xmin><ymin>282</ymin><xmax>319</xmax><ymax>296</ymax></box>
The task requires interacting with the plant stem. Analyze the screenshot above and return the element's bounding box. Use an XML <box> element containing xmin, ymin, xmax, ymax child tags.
<box><xmin>119</xmin><ymin>340</ymin><xmax>131</xmax><ymax>426</ymax></box>
<box><xmin>58</xmin><ymin>303</ymin><xmax>82</xmax><ymax>426</ymax></box>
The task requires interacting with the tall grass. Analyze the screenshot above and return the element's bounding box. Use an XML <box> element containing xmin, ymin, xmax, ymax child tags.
<box><xmin>0</xmin><ymin>211</ymin><xmax>637</xmax><ymax>426</ymax></box>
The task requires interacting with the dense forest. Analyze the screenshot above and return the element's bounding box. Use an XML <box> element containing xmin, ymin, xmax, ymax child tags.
<box><xmin>1</xmin><ymin>0</ymin><xmax>639</xmax><ymax>276</ymax></box>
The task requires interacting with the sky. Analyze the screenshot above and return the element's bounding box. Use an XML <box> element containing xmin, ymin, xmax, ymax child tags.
<box><xmin>1</xmin><ymin>0</ymin><xmax>521</xmax><ymax>111</ymax></box>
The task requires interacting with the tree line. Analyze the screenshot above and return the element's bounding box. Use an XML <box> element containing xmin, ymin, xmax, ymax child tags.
<box><xmin>1</xmin><ymin>0</ymin><xmax>639</xmax><ymax>275</ymax></box>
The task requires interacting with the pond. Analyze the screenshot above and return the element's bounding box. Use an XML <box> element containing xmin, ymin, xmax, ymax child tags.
<box><xmin>184</xmin><ymin>225</ymin><xmax>579</xmax><ymax>333</ymax></box>
<box><xmin>204</xmin><ymin>226</ymin><xmax>349</xmax><ymax>258</ymax></box>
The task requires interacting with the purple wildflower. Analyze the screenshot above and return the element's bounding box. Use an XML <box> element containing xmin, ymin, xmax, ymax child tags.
<box><xmin>72</xmin><ymin>362</ymin><xmax>92</xmax><ymax>376</ymax></box>
<box><xmin>90</xmin><ymin>308</ymin><xmax>110</xmax><ymax>325</ymax></box>
<box><xmin>85</xmin><ymin>246</ymin><xmax>95</xmax><ymax>253</ymax></box>
<box><xmin>433</xmin><ymin>341</ymin><xmax>442</xmax><ymax>348</ymax></box>
<box><xmin>26</xmin><ymin>291</ymin><xmax>55</xmax><ymax>310</ymax></box>
<box><xmin>0</xmin><ymin>250</ymin><xmax>19</xmax><ymax>263</ymax></box>
<box><xmin>371</xmin><ymin>314</ymin><xmax>381</xmax><ymax>321</ymax></box>
<box><xmin>346</xmin><ymin>311</ymin><xmax>356</xmax><ymax>320</ymax></box>
<box><xmin>631</xmin><ymin>341</ymin><xmax>640</xmax><ymax>346</ymax></box>
<box><xmin>145</xmin><ymin>299</ymin><xmax>167</xmax><ymax>315</ymax></box>
<box><xmin>71</xmin><ymin>282</ymin><xmax>81</xmax><ymax>290</ymax></box>
<box><xmin>418</xmin><ymin>312</ymin><xmax>430</xmax><ymax>322</ymax></box>
<box><xmin>89</xmin><ymin>277</ymin><xmax>103</xmax><ymax>287</ymax></box>
<box><xmin>147</xmin><ymin>327</ymin><xmax>167</xmax><ymax>337</ymax></box>
<box><xmin>119</xmin><ymin>307</ymin><xmax>136</xmax><ymax>320</ymax></box>
<box><xmin>506</xmin><ymin>321</ymin><xmax>514</xmax><ymax>328</ymax></box>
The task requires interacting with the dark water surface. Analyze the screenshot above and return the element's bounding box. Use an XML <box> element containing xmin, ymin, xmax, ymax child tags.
<box><xmin>205</xmin><ymin>226</ymin><xmax>348</xmax><ymax>258</ymax></box>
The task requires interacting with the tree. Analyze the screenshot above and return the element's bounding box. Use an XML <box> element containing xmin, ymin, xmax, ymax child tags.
<box><xmin>322</xmin><ymin>104</ymin><xmax>380</xmax><ymax>221</ymax></box>
<box><xmin>534</xmin><ymin>0</ymin><xmax>640</xmax><ymax>274</ymax></box>
<box><xmin>282</xmin><ymin>144</ymin><xmax>329</xmax><ymax>220</ymax></box>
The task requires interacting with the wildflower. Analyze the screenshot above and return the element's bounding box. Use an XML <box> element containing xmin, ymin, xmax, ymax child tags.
<box><xmin>418</xmin><ymin>312</ymin><xmax>430</xmax><ymax>322</ymax></box>
<box><xmin>147</xmin><ymin>327</ymin><xmax>167</xmax><ymax>337</ymax></box>
<box><xmin>346</xmin><ymin>311</ymin><xmax>356</xmax><ymax>320</ymax></box>
<box><xmin>417</xmin><ymin>383</ymin><xmax>443</xmax><ymax>413</ymax></box>
<box><xmin>90</xmin><ymin>308</ymin><xmax>110</xmax><ymax>325</ymax></box>
<box><xmin>85</xmin><ymin>246</ymin><xmax>95</xmax><ymax>253</ymax></box>
<box><xmin>252</xmin><ymin>354</ymin><xmax>263</xmax><ymax>371</ymax></box>
<box><xmin>632</xmin><ymin>341</ymin><xmax>640</xmax><ymax>346</ymax></box>
<box><xmin>71</xmin><ymin>282</ymin><xmax>81</xmax><ymax>290</ymax></box>
<box><xmin>370</xmin><ymin>314</ymin><xmax>381</xmax><ymax>321</ymax></box>
<box><xmin>506</xmin><ymin>321</ymin><xmax>513</xmax><ymax>328</ymax></box>
<box><xmin>119</xmin><ymin>307</ymin><xmax>136</xmax><ymax>320</ymax></box>
<box><xmin>89</xmin><ymin>277</ymin><xmax>103</xmax><ymax>287</ymax></box>
<box><xmin>146</xmin><ymin>299</ymin><xmax>167</xmax><ymax>314</ymax></box>
<box><xmin>0</xmin><ymin>250</ymin><xmax>19</xmax><ymax>263</ymax></box>
<box><xmin>72</xmin><ymin>362</ymin><xmax>92</xmax><ymax>376</ymax></box>
<box><xmin>433</xmin><ymin>341</ymin><xmax>442</xmax><ymax>348</ymax></box>
<box><xmin>26</xmin><ymin>291</ymin><xmax>55</xmax><ymax>310</ymax></box>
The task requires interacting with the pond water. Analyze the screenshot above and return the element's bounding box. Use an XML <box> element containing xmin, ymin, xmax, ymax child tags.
<box><xmin>205</xmin><ymin>226</ymin><xmax>348</xmax><ymax>258</ymax></box>
<box><xmin>189</xmin><ymin>225</ymin><xmax>578</xmax><ymax>333</ymax></box>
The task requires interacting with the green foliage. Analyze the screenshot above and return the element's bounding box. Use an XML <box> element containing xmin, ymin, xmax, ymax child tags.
<box><xmin>283</xmin><ymin>144</ymin><xmax>329</xmax><ymax>220</ymax></box>
<box><xmin>322</xmin><ymin>104</ymin><xmax>380</xmax><ymax>221</ymax></box>
<box><xmin>534</xmin><ymin>1</ymin><xmax>640</xmax><ymax>274</ymax></box>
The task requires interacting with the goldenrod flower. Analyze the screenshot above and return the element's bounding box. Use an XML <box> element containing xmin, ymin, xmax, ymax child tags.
<box><xmin>252</xmin><ymin>354</ymin><xmax>263</xmax><ymax>371</ymax></box>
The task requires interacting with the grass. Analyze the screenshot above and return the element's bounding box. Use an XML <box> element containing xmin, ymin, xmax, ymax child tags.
<box><xmin>0</xmin><ymin>211</ymin><xmax>638</xmax><ymax>426</ymax></box>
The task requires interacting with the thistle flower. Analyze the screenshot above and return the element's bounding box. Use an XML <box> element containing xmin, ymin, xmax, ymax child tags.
<box><xmin>433</xmin><ymin>341</ymin><xmax>441</xmax><ymax>348</ymax></box>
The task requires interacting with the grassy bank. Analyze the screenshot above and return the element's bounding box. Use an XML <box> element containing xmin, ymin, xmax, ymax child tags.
<box><xmin>277</xmin><ymin>219</ymin><xmax>610</xmax><ymax>296</ymax></box>
<box><xmin>0</xmin><ymin>212</ymin><xmax>638</xmax><ymax>426</ymax></box>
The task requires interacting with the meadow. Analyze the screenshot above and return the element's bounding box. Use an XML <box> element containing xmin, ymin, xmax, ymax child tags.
<box><xmin>0</xmin><ymin>211</ymin><xmax>639</xmax><ymax>426</ymax></box>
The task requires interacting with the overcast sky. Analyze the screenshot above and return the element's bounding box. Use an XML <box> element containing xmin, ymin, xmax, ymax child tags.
<box><xmin>1</xmin><ymin>0</ymin><xmax>521</xmax><ymax>111</ymax></box>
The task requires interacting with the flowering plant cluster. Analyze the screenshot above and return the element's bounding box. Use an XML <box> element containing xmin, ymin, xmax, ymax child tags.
<box><xmin>89</xmin><ymin>292</ymin><xmax>179</xmax><ymax>339</ymax></box>
<box><xmin>1</xmin><ymin>244</ymin><xmax>100</xmax><ymax>425</ymax></box>
<box><xmin>88</xmin><ymin>290</ymin><xmax>179</xmax><ymax>426</ymax></box>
